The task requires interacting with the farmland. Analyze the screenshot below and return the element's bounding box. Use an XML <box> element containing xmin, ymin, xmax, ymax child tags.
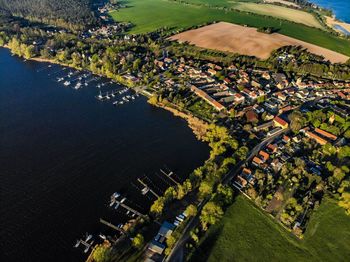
<box><xmin>235</xmin><ymin>3</ymin><xmax>323</xmax><ymax>28</ymax></box>
<box><xmin>110</xmin><ymin>0</ymin><xmax>350</xmax><ymax>56</ymax></box>
<box><xmin>169</xmin><ymin>22</ymin><xmax>349</xmax><ymax>63</ymax></box>
<box><xmin>190</xmin><ymin>195</ymin><xmax>350</xmax><ymax>261</ymax></box>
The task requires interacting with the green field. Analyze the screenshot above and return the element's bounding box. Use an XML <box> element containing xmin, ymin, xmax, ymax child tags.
<box><xmin>110</xmin><ymin>0</ymin><xmax>350</xmax><ymax>56</ymax></box>
<box><xmin>191</xmin><ymin>195</ymin><xmax>350</xmax><ymax>261</ymax></box>
<box><xmin>235</xmin><ymin>3</ymin><xmax>323</xmax><ymax>28</ymax></box>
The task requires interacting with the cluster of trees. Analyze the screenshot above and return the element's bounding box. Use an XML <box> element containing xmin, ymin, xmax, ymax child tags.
<box><xmin>0</xmin><ymin>0</ymin><xmax>99</xmax><ymax>30</ymax></box>
<box><xmin>269</xmin><ymin>46</ymin><xmax>350</xmax><ymax>80</ymax></box>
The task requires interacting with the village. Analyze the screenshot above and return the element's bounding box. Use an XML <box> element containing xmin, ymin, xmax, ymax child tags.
<box><xmin>1</xmin><ymin>4</ymin><xmax>350</xmax><ymax>260</ymax></box>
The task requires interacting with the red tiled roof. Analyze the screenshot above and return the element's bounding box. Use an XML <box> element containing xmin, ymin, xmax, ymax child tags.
<box><xmin>315</xmin><ymin>128</ymin><xmax>337</xmax><ymax>140</ymax></box>
<box><xmin>274</xmin><ymin>116</ymin><xmax>288</xmax><ymax>127</ymax></box>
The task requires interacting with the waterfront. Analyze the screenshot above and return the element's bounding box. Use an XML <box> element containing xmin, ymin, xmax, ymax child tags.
<box><xmin>0</xmin><ymin>48</ymin><xmax>209</xmax><ymax>261</ymax></box>
<box><xmin>312</xmin><ymin>0</ymin><xmax>350</xmax><ymax>23</ymax></box>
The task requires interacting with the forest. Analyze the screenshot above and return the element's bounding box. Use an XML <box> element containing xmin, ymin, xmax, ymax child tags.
<box><xmin>0</xmin><ymin>0</ymin><xmax>99</xmax><ymax>30</ymax></box>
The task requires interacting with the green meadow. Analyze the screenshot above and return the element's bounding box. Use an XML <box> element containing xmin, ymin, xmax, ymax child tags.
<box><xmin>110</xmin><ymin>0</ymin><xmax>350</xmax><ymax>56</ymax></box>
<box><xmin>190</xmin><ymin>195</ymin><xmax>350</xmax><ymax>261</ymax></box>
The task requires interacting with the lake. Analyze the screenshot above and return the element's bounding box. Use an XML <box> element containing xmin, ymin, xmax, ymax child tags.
<box><xmin>0</xmin><ymin>48</ymin><xmax>209</xmax><ymax>261</ymax></box>
<box><xmin>312</xmin><ymin>0</ymin><xmax>350</xmax><ymax>23</ymax></box>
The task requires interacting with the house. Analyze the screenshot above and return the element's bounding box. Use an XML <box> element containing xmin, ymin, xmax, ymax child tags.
<box><xmin>273</xmin><ymin>116</ymin><xmax>288</xmax><ymax>129</ymax></box>
<box><xmin>234</xmin><ymin>175</ymin><xmax>248</xmax><ymax>189</ymax></box>
<box><xmin>246</xmin><ymin>110</ymin><xmax>258</xmax><ymax>123</ymax></box>
<box><xmin>208</xmin><ymin>69</ymin><xmax>217</xmax><ymax>76</ymax></box>
<box><xmin>267</xmin><ymin>143</ymin><xmax>278</xmax><ymax>153</ymax></box>
<box><xmin>271</xmin><ymin>158</ymin><xmax>283</xmax><ymax>172</ymax></box>
<box><xmin>242</xmin><ymin>168</ymin><xmax>252</xmax><ymax>176</ymax></box>
<box><xmin>252</xmin><ymin>156</ymin><xmax>263</xmax><ymax>166</ymax></box>
<box><xmin>234</xmin><ymin>93</ymin><xmax>245</xmax><ymax>104</ymax></box>
<box><xmin>314</xmin><ymin>128</ymin><xmax>337</xmax><ymax>141</ymax></box>
<box><xmin>282</xmin><ymin>135</ymin><xmax>290</xmax><ymax>143</ymax></box>
<box><xmin>258</xmin><ymin>150</ymin><xmax>270</xmax><ymax>162</ymax></box>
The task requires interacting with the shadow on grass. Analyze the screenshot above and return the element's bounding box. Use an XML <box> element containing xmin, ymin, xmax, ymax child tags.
<box><xmin>189</xmin><ymin>224</ymin><xmax>224</xmax><ymax>262</ymax></box>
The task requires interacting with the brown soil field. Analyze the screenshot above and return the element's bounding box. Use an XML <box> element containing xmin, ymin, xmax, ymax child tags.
<box><xmin>169</xmin><ymin>22</ymin><xmax>349</xmax><ymax>63</ymax></box>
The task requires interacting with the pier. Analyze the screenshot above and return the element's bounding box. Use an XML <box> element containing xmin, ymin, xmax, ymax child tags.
<box><xmin>137</xmin><ymin>178</ymin><xmax>160</xmax><ymax>198</ymax></box>
<box><xmin>114</xmin><ymin>197</ymin><xmax>146</xmax><ymax>218</ymax></box>
<box><xmin>160</xmin><ymin>168</ymin><xmax>180</xmax><ymax>185</ymax></box>
<box><xmin>99</xmin><ymin>218</ymin><xmax>125</xmax><ymax>234</ymax></box>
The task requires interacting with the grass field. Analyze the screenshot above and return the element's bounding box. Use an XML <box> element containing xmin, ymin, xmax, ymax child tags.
<box><xmin>191</xmin><ymin>195</ymin><xmax>350</xmax><ymax>261</ymax></box>
<box><xmin>235</xmin><ymin>3</ymin><xmax>322</xmax><ymax>28</ymax></box>
<box><xmin>110</xmin><ymin>0</ymin><xmax>350</xmax><ymax>56</ymax></box>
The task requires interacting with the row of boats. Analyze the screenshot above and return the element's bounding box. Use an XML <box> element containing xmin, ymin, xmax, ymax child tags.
<box><xmin>96</xmin><ymin>89</ymin><xmax>140</xmax><ymax>105</ymax></box>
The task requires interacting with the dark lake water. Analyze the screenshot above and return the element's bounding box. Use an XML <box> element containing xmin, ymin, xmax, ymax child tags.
<box><xmin>0</xmin><ymin>48</ymin><xmax>209</xmax><ymax>261</ymax></box>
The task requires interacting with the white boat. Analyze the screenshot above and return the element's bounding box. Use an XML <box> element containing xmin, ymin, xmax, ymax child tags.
<box><xmin>74</xmin><ymin>82</ymin><xmax>82</xmax><ymax>90</ymax></box>
<box><xmin>142</xmin><ymin>187</ymin><xmax>150</xmax><ymax>195</ymax></box>
<box><xmin>84</xmin><ymin>246</ymin><xmax>89</xmax><ymax>253</ymax></box>
<box><xmin>105</xmin><ymin>93</ymin><xmax>110</xmax><ymax>100</ymax></box>
<box><xmin>63</xmin><ymin>81</ymin><xmax>71</xmax><ymax>86</ymax></box>
<box><xmin>113</xmin><ymin>101</ymin><xmax>119</xmax><ymax>105</ymax></box>
<box><xmin>131</xmin><ymin>96</ymin><xmax>135</xmax><ymax>100</ymax></box>
<box><xmin>114</xmin><ymin>203</ymin><xmax>120</xmax><ymax>210</ymax></box>
<box><xmin>85</xmin><ymin>234</ymin><xmax>93</xmax><ymax>242</ymax></box>
<box><xmin>97</xmin><ymin>91</ymin><xmax>103</xmax><ymax>100</ymax></box>
<box><xmin>112</xmin><ymin>192</ymin><xmax>120</xmax><ymax>198</ymax></box>
<box><xmin>74</xmin><ymin>240</ymin><xmax>80</xmax><ymax>248</ymax></box>
<box><xmin>126</xmin><ymin>210</ymin><xmax>130</xmax><ymax>215</ymax></box>
<box><xmin>120</xmin><ymin>197</ymin><xmax>126</xmax><ymax>203</ymax></box>
<box><xmin>99</xmin><ymin>234</ymin><xmax>106</xmax><ymax>240</ymax></box>
<box><xmin>57</xmin><ymin>77</ymin><xmax>64</xmax><ymax>82</ymax></box>
<box><xmin>109</xmin><ymin>198</ymin><xmax>116</xmax><ymax>207</ymax></box>
<box><xmin>84</xmin><ymin>82</ymin><xmax>88</xmax><ymax>86</ymax></box>
<box><xmin>119</xmin><ymin>101</ymin><xmax>124</xmax><ymax>105</ymax></box>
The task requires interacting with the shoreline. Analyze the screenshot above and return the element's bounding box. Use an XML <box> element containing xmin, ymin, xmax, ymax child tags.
<box><xmin>150</xmin><ymin>101</ymin><xmax>210</xmax><ymax>141</ymax></box>
<box><xmin>325</xmin><ymin>16</ymin><xmax>350</xmax><ymax>35</ymax></box>
<box><xmin>1</xmin><ymin>45</ymin><xmax>208</xmax><ymax>142</ymax></box>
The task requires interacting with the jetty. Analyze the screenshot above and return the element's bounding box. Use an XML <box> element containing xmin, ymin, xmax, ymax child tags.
<box><xmin>137</xmin><ymin>178</ymin><xmax>160</xmax><ymax>198</ymax></box>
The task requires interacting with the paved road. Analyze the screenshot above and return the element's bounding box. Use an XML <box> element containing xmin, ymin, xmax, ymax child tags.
<box><xmin>166</xmin><ymin>128</ymin><xmax>289</xmax><ymax>262</ymax></box>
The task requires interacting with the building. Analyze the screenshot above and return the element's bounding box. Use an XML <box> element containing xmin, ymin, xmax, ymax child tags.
<box><xmin>314</xmin><ymin>128</ymin><xmax>337</xmax><ymax>141</ymax></box>
<box><xmin>273</xmin><ymin>116</ymin><xmax>288</xmax><ymax>129</ymax></box>
<box><xmin>267</xmin><ymin>143</ymin><xmax>278</xmax><ymax>153</ymax></box>
<box><xmin>305</xmin><ymin>131</ymin><xmax>327</xmax><ymax>145</ymax></box>
<box><xmin>258</xmin><ymin>150</ymin><xmax>270</xmax><ymax>162</ymax></box>
<box><xmin>190</xmin><ymin>85</ymin><xmax>225</xmax><ymax>111</ymax></box>
<box><xmin>148</xmin><ymin>240</ymin><xmax>165</xmax><ymax>255</ymax></box>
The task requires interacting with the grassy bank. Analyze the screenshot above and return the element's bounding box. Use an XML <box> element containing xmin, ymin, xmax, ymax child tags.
<box><xmin>109</xmin><ymin>0</ymin><xmax>350</xmax><ymax>56</ymax></box>
<box><xmin>191</xmin><ymin>195</ymin><xmax>350</xmax><ymax>261</ymax></box>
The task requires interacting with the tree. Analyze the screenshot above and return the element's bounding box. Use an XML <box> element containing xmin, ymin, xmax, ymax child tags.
<box><xmin>215</xmin><ymin>184</ymin><xmax>234</xmax><ymax>206</ymax></box>
<box><xmin>289</xmin><ymin>111</ymin><xmax>306</xmax><ymax>133</ymax></box>
<box><xmin>198</xmin><ymin>181</ymin><xmax>213</xmax><ymax>200</ymax></box>
<box><xmin>132</xmin><ymin>234</ymin><xmax>144</xmax><ymax>249</ymax></box>
<box><xmin>92</xmin><ymin>245</ymin><xmax>113</xmax><ymax>262</ymax></box>
<box><xmin>150</xmin><ymin>197</ymin><xmax>165</xmax><ymax>215</ymax></box>
<box><xmin>339</xmin><ymin>192</ymin><xmax>350</xmax><ymax>215</ymax></box>
<box><xmin>184</xmin><ymin>204</ymin><xmax>197</xmax><ymax>217</ymax></box>
<box><xmin>200</xmin><ymin>201</ymin><xmax>223</xmax><ymax>230</ymax></box>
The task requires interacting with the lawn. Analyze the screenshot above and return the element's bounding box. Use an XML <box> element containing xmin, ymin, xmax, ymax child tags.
<box><xmin>190</xmin><ymin>195</ymin><xmax>350</xmax><ymax>261</ymax></box>
<box><xmin>109</xmin><ymin>0</ymin><xmax>350</xmax><ymax>56</ymax></box>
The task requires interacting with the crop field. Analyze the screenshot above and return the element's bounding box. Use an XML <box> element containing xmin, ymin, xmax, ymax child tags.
<box><xmin>190</xmin><ymin>195</ymin><xmax>350</xmax><ymax>261</ymax></box>
<box><xmin>235</xmin><ymin>3</ymin><xmax>323</xmax><ymax>28</ymax></box>
<box><xmin>110</xmin><ymin>0</ymin><xmax>350</xmax><ymax>56</ymax></box>
<box><xmin>169</xmin><ymin>22</ymin><xmax>349</xmax><ymax>63</ymax></box>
